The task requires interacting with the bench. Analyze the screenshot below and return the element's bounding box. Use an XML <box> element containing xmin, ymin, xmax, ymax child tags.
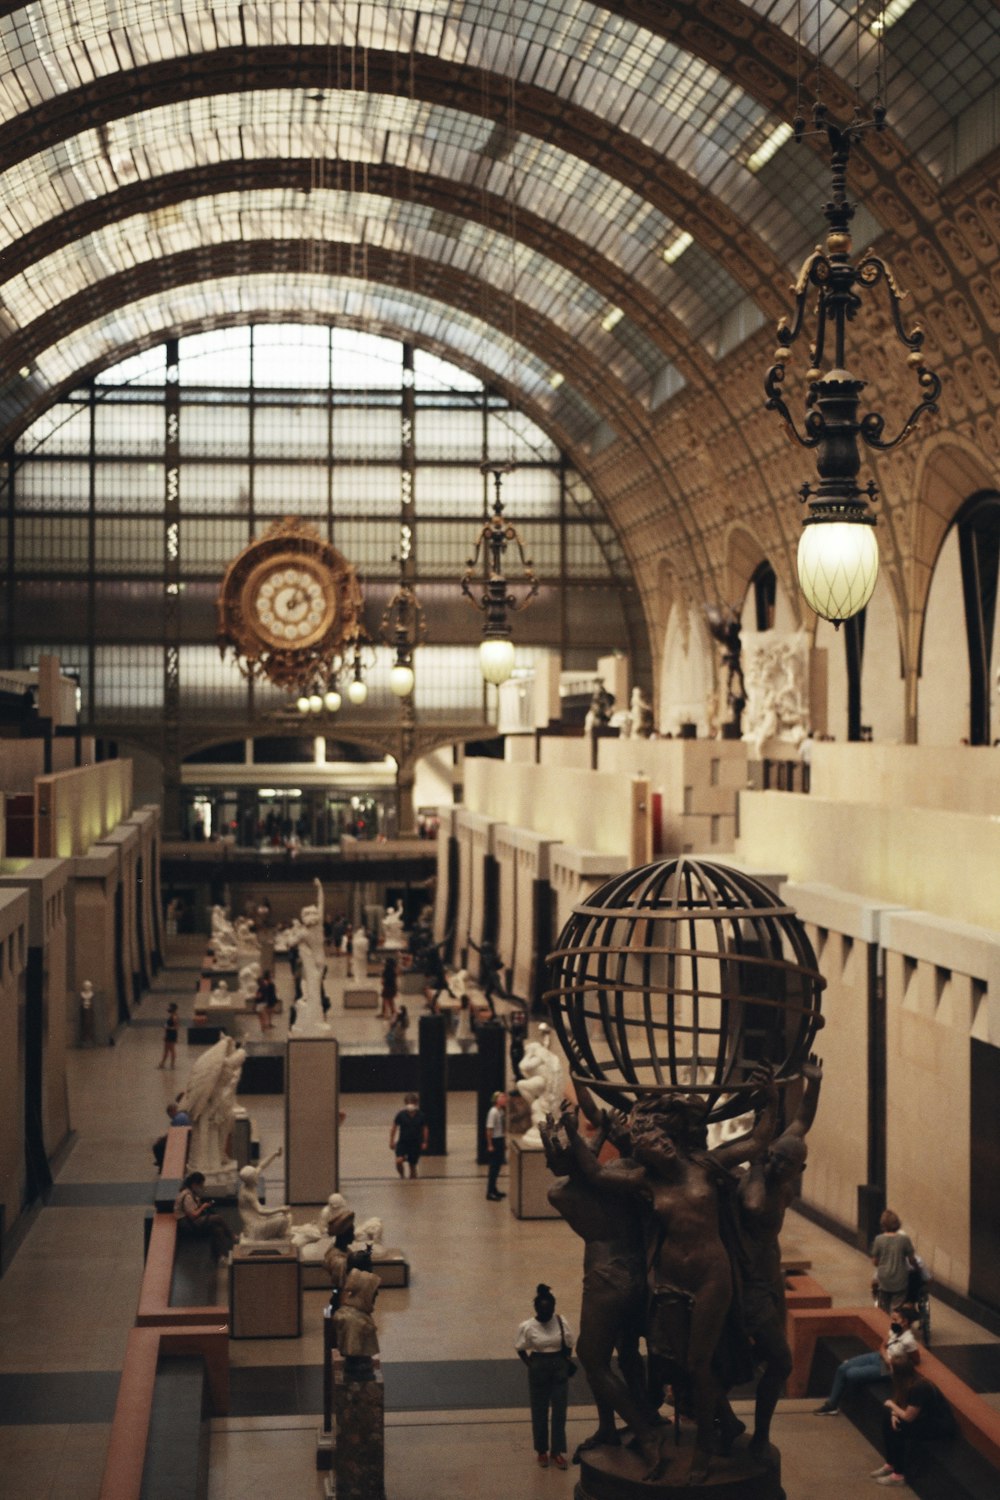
<box><xmin>98</xmin><ymin>1324</ymin><xmax>228</xmax><ymax>1500</ymax></box>
<box><xmin>785</xmin><ymin>1271</ymin><xmax>833</xmax><ymax>1311</ymax></box>
<box><xmin>789</xmin><ymin>1305</ymin><xmax>1000</xmax><ymax>1498</ymax></box>
<box><xmin>139</xmin><ymin>1126</ymin><xmax>230</xmax><ymax>1328</ymax></box>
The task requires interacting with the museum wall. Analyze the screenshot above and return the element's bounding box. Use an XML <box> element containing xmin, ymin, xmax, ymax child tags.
<box><xmin>809</xmin><ymin>742</ymin><xmax>1000</xmax><ymax>815</ymax></box>
<box><xmin>0</xmin><ymin>888</ymin><xmax>28</xmax><ymax>1246</ymax></box>
<box><xmin>463</xmin><ymin>758</ymin><xmax>646</xmax><ymax>862</ymax></box>
<box><xmin>35</xmin><ymin>759</ymin><xmax>133</xmax><ymax>861</ymax></box>
<box><xmin>738</xmin><ymin>790</ymin><xmax>1000</xmax><ymax>930</ymax></box>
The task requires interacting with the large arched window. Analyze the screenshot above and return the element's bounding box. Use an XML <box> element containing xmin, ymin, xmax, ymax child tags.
<box><xmin>1</xmin><ymin>326</ymin><xmax>638</xmax><ymax>732</ymax></box>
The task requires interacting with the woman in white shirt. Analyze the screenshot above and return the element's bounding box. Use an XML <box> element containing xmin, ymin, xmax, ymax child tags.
<box><xmin>515</xmin><ymin>1283</ymin><xmax>575</xmax><ymax>1469</ymax></box>
<box><xmin>814</xmin><ymin>1304</ymin><xmax>921</xmax><ymax>1416</ymax></box>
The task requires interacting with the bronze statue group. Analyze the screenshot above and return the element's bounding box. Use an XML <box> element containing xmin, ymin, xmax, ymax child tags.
<box><xmin>538</xmin><ymin>1060</ymin><xmax>822</xmax><ymax>1486</ymax></box>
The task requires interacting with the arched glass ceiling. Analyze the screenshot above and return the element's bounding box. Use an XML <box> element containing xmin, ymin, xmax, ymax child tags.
<box><xmin>0</xmin><ymin>1</ymin><xmax>857</xmax><ymax>262</ymax></box>
<box><xmin>10</xmin><ymin>192</ymin><xmax>673</xmax><ymax>392</ymax></box>
<box><xmin>743</xmin><ymin>0</ymin><xmax>999</xmax><ymax>177</ymax></box>
<box><xmin>2</xmin><ymin>90</ymin><xmax>751</xmax><ymax>351</ymax></box>
<box><xmin>18</xmin><ymin>275</ymin><xmax>604</xmax><ymax>444</ymax></box>
<box><xmin>3</xmin><ymin>187</ymin><xmax>673</xmax><ymax>395</ymax></box>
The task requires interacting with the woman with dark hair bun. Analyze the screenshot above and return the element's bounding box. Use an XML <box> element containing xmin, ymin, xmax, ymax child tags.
<box><xmin>515</xmin><ymin>1283</ymin><xmax>575</xmax><ymax>1470</ymax></box>
<box><xmin>870</xmin><ymin>1353</ymin><xmax>956</xmax><ymax>1486</ymax></box>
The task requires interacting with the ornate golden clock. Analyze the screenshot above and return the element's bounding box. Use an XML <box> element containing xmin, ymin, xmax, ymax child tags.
<box><xmin>216</xmin><ymin>517</ymin><xmax>362</xmax><ymax>691</ymax></box>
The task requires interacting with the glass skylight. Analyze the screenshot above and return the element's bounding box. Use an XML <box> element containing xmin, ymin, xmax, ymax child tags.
<box><xmin>30</xmin><ymin>274</ymin><xmax>604</xmax><ymax>444</ymax></box>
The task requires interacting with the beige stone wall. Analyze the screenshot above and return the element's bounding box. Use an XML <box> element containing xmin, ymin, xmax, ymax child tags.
<box><xmin>463</xmin><ymin>758</ymin><xmax>648</xmax><ymax>862</ymax></box>
<box><xmin>68</xmin><ymin>855</ymin><xmax>119</xmax><ymax>1041</ymax></box>
<box><xmin>738</xmin><ymin>791</ymin><xmax>1000</xmax><ymax>929</ymax></box>
<box><xmin>41</xmin><ymin>878</ymin><xmax>70</xmax><ymax>1156</ymax></box>
<box><xmin>0</xmin><ymin>888</ymin><xmax>28</xmax><ymax>1238</ymax></box>
<box><xmin>34</xmin><ymin>759</ymin><xmax>133</xmax><ymax>860</ymax></box>
<box><xmin>878</xmin><ymin>905</ymin><xmax>1000</xmax><ymax>1296</ymax></box>
<box><xmin>809</xmin><ymin>742</ymin><xmax>1000</xmax><ymax>815</ymax></box>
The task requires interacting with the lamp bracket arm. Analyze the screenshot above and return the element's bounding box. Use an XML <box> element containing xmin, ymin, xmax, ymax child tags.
<box><xmin>764</xmin><ymin>362</ymin><xmax>822</xmax><ymax>450</ymax></box>
<box><xmin>859</xmin><ymin>376</ymin><xmax>941</xmax><ymax>452</ymax></box>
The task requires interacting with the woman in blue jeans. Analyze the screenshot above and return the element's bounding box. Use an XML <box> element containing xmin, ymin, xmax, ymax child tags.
<box><xmin>814</xmin><ymin>1305</ymin><xmax>920</xmax><ymax>1415</ymax></box>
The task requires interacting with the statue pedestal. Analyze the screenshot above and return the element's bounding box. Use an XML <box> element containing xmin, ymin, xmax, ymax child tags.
<box><xmin>343</xmin><ymin>987</ymin><xmax>379</xmax><ymax>1010</ymax></box>
<box><xmin>509</xmin><ymin>1136</ymin><xmax>560</xmax><ymax>1219</ymax></box>
<box><xmin>577</xmin><ymin>1433</ymin><xmax>783</xmax><ymax>1500</ymax></box>
<box><xmin>286</xmin><ymin>1036</ymin><xmax>340</xmax><ymax>1202</ymax></box>
<box><xmin>330</xmin><ymin>1358</ymin><xmax>386</xmax><ymax>1500</ymax></box>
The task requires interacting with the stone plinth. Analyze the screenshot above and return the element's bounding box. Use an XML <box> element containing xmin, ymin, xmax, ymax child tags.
<box><xmin>577</xmin><ymin>1432</ymin><xmax>783</xmax><ymax>1500</ymax></box>
<box><xmin>509</xmin><ymin>1135</ymin><xmax>560</xmax><ymax>1219</ymax></box>
<box><xmin>343</xmin><ymin>986</ymin><xmax>379</xmax><ymax>1010</ymax></box>
<box><xmin>333</xmin><ymin>1359</ymin><xmax>386</xmax><ymax>1500</ymax></box>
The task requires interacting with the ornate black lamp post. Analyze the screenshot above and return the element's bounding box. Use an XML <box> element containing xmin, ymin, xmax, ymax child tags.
<box><xmin>462</xmin><ymin>460</ymin><xmax>539</xmax><ymax>685</ymax></box>
<box><xmin>765</xmin><ymin>111</ymin><xmax>941</xmax><ymax>626</ymax></box>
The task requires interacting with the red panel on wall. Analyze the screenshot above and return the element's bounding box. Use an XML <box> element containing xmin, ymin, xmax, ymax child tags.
<box><xmin>5</xmin><ymin>793</ymin><xmax>34</xmax><ymax>857</ymax></box>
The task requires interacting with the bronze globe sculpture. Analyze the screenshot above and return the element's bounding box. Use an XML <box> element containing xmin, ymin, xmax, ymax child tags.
<box><xmin>545</xmin><ymin>856</ymin><xmax>825</xmax><ymax>1118</ymax></box>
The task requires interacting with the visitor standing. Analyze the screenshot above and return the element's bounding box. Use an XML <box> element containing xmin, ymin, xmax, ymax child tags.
<box><xmin>389</xmin><ymin>1093</ymin><xmax>429</xmax><ymax>1178</ymax></box>
<box><xmin>157</xmin><ymin>1003</ymin><xmax>179</xmax><ymax>1069</ymax></box>
<box><xmin>515</xmin><ymin>1283</ymin><xmax>575</xmax><ymax>1469</ymax></box>
<box><xmin>485</xmin><ymin>1091</ymin><xmax>508</xmax><ymax>1200</ymax></box>
<box><xmin>872</xmin><ymin>1210</ymin><xmax>916</xmax><ymax>1312</ymax></box>
<box><xmin>380</xmin><ymin>955</ymin><xmax>398</xmax><ymax>1020</ymax></box>
<box><xmin>254</xmin><ymin>969</ymin><xmax>278</xmax><ymax>1033</ymax></box>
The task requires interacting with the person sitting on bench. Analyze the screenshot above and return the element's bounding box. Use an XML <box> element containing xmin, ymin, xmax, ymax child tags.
<box><xmin>814</xmin><ymin>1304</ymin><xmax>921</xmax><ymax>1416</ymax></box>
<box><xmin>174</xmin><ymin>1170</ymin><xmax>235</xmax><ymax>1264</ymax></box>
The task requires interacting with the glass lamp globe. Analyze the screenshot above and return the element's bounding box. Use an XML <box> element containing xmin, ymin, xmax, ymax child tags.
<box><xmin>308</xmin><ymin>693</ymin><xmax>323</xmax><ymax>713</ymax></box>
<box><xmin>296</xmin><ymin>694</ymin><xmax>310</xmax><ymax>714</ymax></box>
<box><xmin>480</xmin><ymin>635</ymin><xmax>515</xmax><ymax>685</ymax></box>
<box><xmin>389</xmin><ymin>661</ymin><xmax>415</xmax><ymax>698</ymax></box>
<box><xmin>347</xmin><ymin>677</ymin><xmax>368</xmax><ymax>706</ymax></box>
<box><xmin>323</xmin><ymin>688</ymin><xmax>342</xmax><ymax>712</ymax></box>
<box><xmin>797</xmin><ymin>520</ymin><xmax>879</xmax><ymax>626</ymax></box>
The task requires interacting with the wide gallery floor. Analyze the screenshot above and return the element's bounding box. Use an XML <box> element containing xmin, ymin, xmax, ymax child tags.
<box><xmin>1</xmin><ymin>938</ymin><xmax>999</xmax><ymax>1500</ymax></box>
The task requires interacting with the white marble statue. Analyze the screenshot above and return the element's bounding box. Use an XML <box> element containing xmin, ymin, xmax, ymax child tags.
<box><xmin>289</xmin><ymin>993</ymin><xmax>332</xmax><ymax>1037</ymax></box>
<box><xmin>291</xmin><ymin>1192</ymin><xmax>357</xmax><ymax>1262</ymax></box>
<box><xmin>286</xmin><ymin>880</ymin><xmax>331</xmax><ymax>1035</ymax></box>
<box><xmin>350</xmin><ymin>925</ymin><xmax>370</xmax><ymax>981</ymax></box>
<box><xmin>382</xmin><ymin>904</ymin><xmax>406</xmax><ymax>950</ymax></box>
<box><xmin>516</xmin><ymin>1023</ymin><xmax>567</xmax><ymax>1147</ymax></box>
<box><xmin>627</xmin><ymin>686</ymin><xmax>654</xmax><ymax>738</ymax></box>
<box><xmin>179</xmin><ymin>1035</ymin><xmax>247</xmax><ymax>1182</ymax></box>
<box><xmin>351</xmin><ymin>1217</ymin><xmax>383</xmax><ymax>1254</ymax></box>
<box><xmin>233</xmin><ymin>916</ymin><xmax>261</xmax><ymax>962</ymax></box>
<box><xmin>237</xmin><ymin>1148</ymin><xmax>292</xmax><ymax>1242</ymax></box>
<box><xmin>211</xmin><ymin>904</ymin><xmax>235</xmax><ymax>945</ymax></box>
<box><xmin>741</xmin><ymin>630</ymin><xmax>811</xmax><ymax>759</ymax></box>
<box><xmin>237</xmin><ymin>961</ymin><xmax>262</xmax><ymax>1001</ymax></box>
<box><xmin>208</xmin><ymin>979</ymin><xmax>233</xmax><ymax>1007</ymax></box>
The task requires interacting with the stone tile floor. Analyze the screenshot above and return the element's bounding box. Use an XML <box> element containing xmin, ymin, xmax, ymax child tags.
<box><xmin>1</xmin><ymin>936</ymin><xmax>997</xmax><ymax>1499</ymax></box>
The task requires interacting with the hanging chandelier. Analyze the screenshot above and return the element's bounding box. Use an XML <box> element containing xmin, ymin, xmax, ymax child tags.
<box><xmin>380</xmin><ymin>564</ymin><xmax>427</xmax><ymax>698</ymax></box>
<box><xmin>462</xmin><ymin>460</ymin><xmax>539</xmax><ymax>685</ymax></box>
<box><xmin>764</xmin><ymin>107</ymin><xmax>940</xmax><ymax>627</ymax></box>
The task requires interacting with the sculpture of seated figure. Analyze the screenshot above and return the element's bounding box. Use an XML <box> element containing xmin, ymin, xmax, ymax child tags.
<box><xmin>351</xmin><ymin>1217</ymin><xmax>383</xmax><ymax>1255</ymax></box>
<box><xmin>291</xmin><ymin>1192</ymin><xmax>355</xmax><ymax>1261</ymax></box>
<box><xmin>516</xmin><ymin>1024</ymin><xmax>566</xmax><ymax>1147</ymax></box>
<box><xmin>237</xmin><ymin>1148</ymin><xmax>292</xmax><ymax>1242</ymax></box>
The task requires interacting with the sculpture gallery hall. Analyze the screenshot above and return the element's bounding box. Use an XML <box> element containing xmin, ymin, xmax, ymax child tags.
<box><xmin>2</xmin><ymin>3</ymin><xmax>1000</xmax><ymax>1499</ymax></box>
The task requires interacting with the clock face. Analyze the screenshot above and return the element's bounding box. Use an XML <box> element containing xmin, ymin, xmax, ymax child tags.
<box><xmin>242</xmin><ymin>558</ymin><xmax>337</xmax><ymax>650</ymax></box>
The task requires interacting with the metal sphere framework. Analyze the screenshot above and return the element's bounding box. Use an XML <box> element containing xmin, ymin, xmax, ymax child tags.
<box><xmin>545</xmin><ymin>857</ymin><xmax>825</xmax><ymax>1118</ymax></box>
